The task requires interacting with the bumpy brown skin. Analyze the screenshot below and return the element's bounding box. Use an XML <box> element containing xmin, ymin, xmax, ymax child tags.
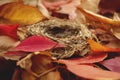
<box><xmin>22</xmin><ymin>18</ymin><xmax>93</xmax><ymax>59</ymax></box>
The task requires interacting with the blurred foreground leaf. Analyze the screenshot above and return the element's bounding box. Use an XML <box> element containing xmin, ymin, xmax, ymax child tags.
<box><xmin>12</xmin><ymin>53</ymin><xmax>62</xmax><ymax>80</ymax></box>
<box><xmin>0</xmin><ymin>2</ymin><xmax>45</xmax><ymax>25</ymax></box>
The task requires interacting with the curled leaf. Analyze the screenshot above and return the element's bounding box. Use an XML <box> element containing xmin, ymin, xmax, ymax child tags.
<box><xmin>14</xmin><ymin>36</ymin><xmax>65</xmax><ymax>52</ymax></box>
<box><xmin>111</xmin><ymin>13</ymin><xmax>120</xmax><ymax>39</ymax></box>
<box><xmin>0</xmin><ymin>2</ymin><xmax>45</xmax><ymax>25</ymax></box>
<box><xmin>77</xmin><ymin>7</ymin><xmax>120</xmax><ymax>31</ymax></box>
<box><xmin>87</xmin><ymin>39</ymin><xmax>120</xmax><ymax>53</ymax></box>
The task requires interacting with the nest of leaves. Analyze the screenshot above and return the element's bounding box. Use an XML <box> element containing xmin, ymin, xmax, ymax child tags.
<box><xmin>1</xmin><ymin>0</ymin><xmax>120</xmax><ymax>80</ymax></box>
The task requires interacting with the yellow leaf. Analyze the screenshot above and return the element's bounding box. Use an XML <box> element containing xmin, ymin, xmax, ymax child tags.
<box><xmin>0</xmin><ymin>2</ymin><xmax>45</xmax><ymax>25</ymax></box>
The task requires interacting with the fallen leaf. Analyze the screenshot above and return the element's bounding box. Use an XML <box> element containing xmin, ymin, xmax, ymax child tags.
<box><xmin>77</xmin><ymin>7</ymin><xmax>120</xmax><ymax>31</ymax></box>
<box><xmin>0</xmin><ymin>24</ymin><xmax>19</xmax><ymax>39</ymax></box>
<box><xmin>12</xmin><ymin>68</ymin><xmax>36</xmax><ymax>80</ymax></box>
<box><xmin>0</xmin><ymin>36</ymin><xmax>18</xmax><ymax>52</ymax></box>
<box><xmin>58</xmin><ymin>0</ymin><xmax>80</xmax><ymax>19</ymax></box>
<box><xmin>14</xmin><ymin>36</ymin><xmax>65</xmax><ymax>52</ymax></box>
<box><xmin>111</xmin><ymin>13</ymin><xmax>120</xmax><ymax>39</ymax></box>
<box><xmin>14</xmin><ymin>53</ymin><xmax>62</xmax><ymax>80</ymax></box>
<box><xmin>42</xmin><ymin>0</ymin><xmax>80</xmax><ymax>19</ymax></box>
<box><xmin>87</xmin><ymin>39</ymin><xmax>120</xmax><ymax>53</ymax></box>
<box><xmin>65</xmin><ymin>64</ymin><xmax>120</xmax><ymax>79</ymax></box>
<box><xmin>3</xmin><ymin>51</ymin><xmax>27</xmax><ymax>61</ymax></box>
<box><xmin>111</xmin><ymin>27</ymin><xmax>120</xmax><ymax>40</ymax></box>
<box><xmin>101</xmin><ymin>57</ymin><xmax>120</xmax><ymax>73</ymax></box>
<box><xmin>80</xmin><ymin>0</ymin><xmax>100</xmax><ymax>13</ymax></box>
<box><xmin>42</xmin><ymin>0</ymin><xmax>72</xmax><ymax>10</ymax></box>
<box><xmin>113</xmin><ymin>13</ymin><xmax>120</xmax><ymax>21</ymax></box>
<box><xmin>0</xmin><ymin>2</ymin><xmax>45</xmax><ymax>25</ymax></box>
<box><xmin>59</xmin><ymin>53</ymin><xmax>107</xmax><ymax>64</ymax></box>
<box><xmin>22</xmin><ymin>0</ymin><xmax>50</xmax><ymax>18</ymax></box>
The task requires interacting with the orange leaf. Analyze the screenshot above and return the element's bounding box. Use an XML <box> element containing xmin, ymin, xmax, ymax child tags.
<box><xmin>87</xmin><ymin>39</ymin><xmax>120</xmax><ymax>53</ymax></box>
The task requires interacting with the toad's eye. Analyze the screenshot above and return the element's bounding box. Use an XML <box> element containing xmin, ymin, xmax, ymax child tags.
<box><xmin>49</xmin><ymin>27</ymin><xmax>65</xmax><ymax>34</ymax></box>
<box><xmin>46</xmin><ymin>27</ymin><xmax>66</xmax><ymax>38</ymax></box>
<box><xmin>45</xmin><ymin>26</ymin><xmax>79</xmax><ymax>38</ymax></box>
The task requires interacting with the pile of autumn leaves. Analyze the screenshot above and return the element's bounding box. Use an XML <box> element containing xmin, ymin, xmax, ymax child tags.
<box><xmin>1</xmin><ymin>0</ymin><xmax>120</xmax><ymax>80</ymax></box>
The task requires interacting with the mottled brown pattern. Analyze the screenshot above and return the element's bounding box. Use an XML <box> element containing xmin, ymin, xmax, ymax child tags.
<box><xmin>22</xmin><ymin>18</ymin><xmax>93</xmax><ymax>58</ymax></box>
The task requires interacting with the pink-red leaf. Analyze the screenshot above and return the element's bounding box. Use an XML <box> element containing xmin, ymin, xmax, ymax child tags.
<box><xmin>14</xmin><ymin>36</ymin><xmax>65</xmax><ymax>52</ymax></box>
<box><xmin>0</xmin><ymin>24</ymin><xmax>19</xmax><ymax>40</ymax></box>
<box><xmin>59</xmin><ymin>53</ymin><xmax>107</xmax><ymax>64</ymax></box>
<box><xmin>101</xmin><ymin>57</ymin><xmax>120</xmax><ymax>73</ymax></box>
<box><xmin>65</xmin><ymin>63</ymin><xmax>120</xmax><ymax>79</ymax></box>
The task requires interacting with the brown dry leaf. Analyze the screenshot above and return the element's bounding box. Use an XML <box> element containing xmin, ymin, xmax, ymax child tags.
<box><xmin>13</xmin><ymin>52</ymin><xmax>62</xmax><ymax>80</ymax></box>
<box><xmin>0</xmin><ymin>2</ymin><xmax>45</xmax><ymax>25</ymax></box>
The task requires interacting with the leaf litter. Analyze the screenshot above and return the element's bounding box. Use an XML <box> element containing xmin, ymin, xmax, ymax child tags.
<box><xmin>0</xmin><ymin>0</ymin><xmax>120</xmax><ymax>80</ymax></box>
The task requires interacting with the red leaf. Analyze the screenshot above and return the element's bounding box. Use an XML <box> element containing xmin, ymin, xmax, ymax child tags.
<box><xmin>65</xmin><ymin>64</ymin><xmax>120</xmax><ymax>79</ymax></box>
<box><xmin>0</xmin><ymin>24</ymin><xmax>19</xmax><ymax>40</ymax></box>
<box><xmin>87</xmin><ymin>39</ymin><xmax>120</xmax><ymax>53</ymax></box>
<box><xmin>101</xmin><ymin>57</ymin><xmax>120</xmax><ymax>73</ymax></box>
<box><xmin>14</xmin><ymin>36</ymin><xmax>65</xmax><ymax>52</ymax></box>
<box><xmin>59</xmin><ymin>53</ymin><xmax>107</xmax><ymax>64</ymax></box>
